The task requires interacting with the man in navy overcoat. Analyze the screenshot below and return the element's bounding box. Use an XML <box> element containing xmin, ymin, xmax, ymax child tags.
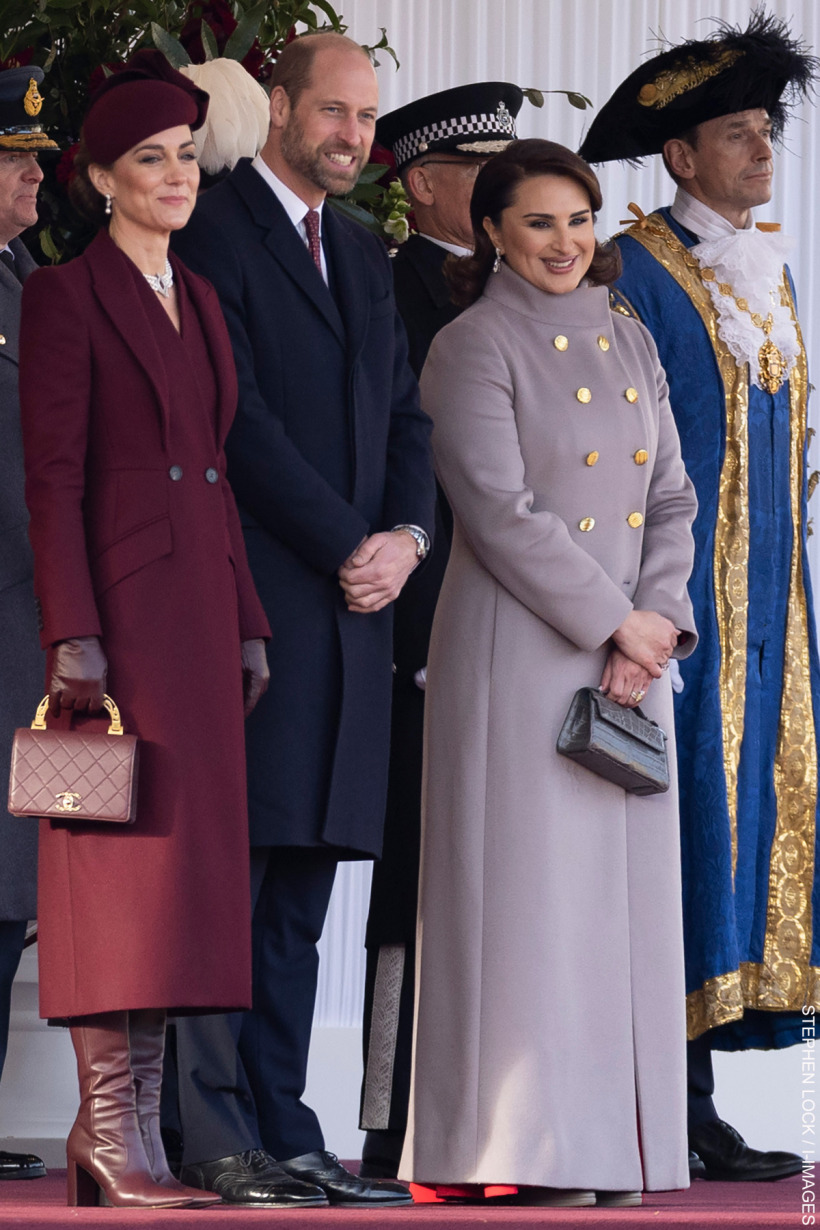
<box><xmin>170</xmin><ymin>31</ymin><xmax>434</xmax><ymax>1209</ymax></box>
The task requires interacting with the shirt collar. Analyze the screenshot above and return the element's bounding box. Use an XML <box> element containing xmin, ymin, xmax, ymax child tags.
<box><xmin>670</xmin><ymin>186</ymin><xmax>754</xmax><ymax>240</ymax></box>
<box><xmin>418</xmin><ymin>232</ymin><xmax>472</xmax><ymax>258</ymax></box>
<box><xmin>251</xmin><ymin>154</ymin><xmax>325</xmax><ymax>230</ymax></box>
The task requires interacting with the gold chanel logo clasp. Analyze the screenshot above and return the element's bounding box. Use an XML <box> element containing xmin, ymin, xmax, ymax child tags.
<box><xmin>55</xmin><ymin>791</ymin><xmax>82</xmax><ymax>812</ymax></box>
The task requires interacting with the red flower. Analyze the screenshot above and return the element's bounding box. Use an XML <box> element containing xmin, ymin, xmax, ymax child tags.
<box><xmin>0</xmin><ymin>48</ymin><xmax>33</xmax><ymax>69</ymax></box>
<box><xmin>369</xmin><ymin>142</ymin><xmax>397</xmax><ymax>177</ymax></box>
<box><xmin>55</xmin><ymin>143</ymin><xmax>80</xmax><ymax>186</ymax></box>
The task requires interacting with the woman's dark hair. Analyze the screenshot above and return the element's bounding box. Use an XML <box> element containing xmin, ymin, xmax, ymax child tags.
<box><xmin>68</xmin><ymin>138</ymin><xmax>111</xmax><ymax>228</ymax></box>
<box><xmin>446</xmin><ymin>138</ymin><xmax>622</xmax><ymax>308</ymax></box>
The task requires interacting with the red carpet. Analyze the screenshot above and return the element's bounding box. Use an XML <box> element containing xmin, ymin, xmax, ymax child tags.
<box><xmin>0</xmin><ymin>1171</ymin><xmax>809</xmax><ymax>1229</ymax></box>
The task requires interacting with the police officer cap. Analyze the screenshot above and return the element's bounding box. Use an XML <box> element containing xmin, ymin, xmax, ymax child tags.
<box><xmin>579</xmin><ymin>9</ymin><xmax>817</xmax><ymax>165</ymax></box>
<box><xmin>377</xmin><ymin>82</ymin><xmax>524</xmax><ymax>173</ymax></box>
<box><xmin>0</xmin><ymin>66</ymin><xmax>58</xmax><ymax>151</ymax></box>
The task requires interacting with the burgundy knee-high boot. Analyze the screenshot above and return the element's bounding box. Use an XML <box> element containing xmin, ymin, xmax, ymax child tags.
<box><xmin>127</xmin><ymin>1009</ymin><xmax>219</xmax><ymax>1207</ymax></box>
<box><xmin>66</xmin><ymin>1012</ymin><xmax>200</xmax><ymax>1208</ymax></box>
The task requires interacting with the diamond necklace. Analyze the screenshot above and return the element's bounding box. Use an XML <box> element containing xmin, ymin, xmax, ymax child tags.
<box><xmin>144</xmin><ymin>259</ymin><xmax>174</xmax><ymax>299</ymax></box>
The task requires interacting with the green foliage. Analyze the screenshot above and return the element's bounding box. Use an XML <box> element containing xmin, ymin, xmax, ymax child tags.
<box><xmin>523</xmin><ymin>87</ymin><xmax>594</xmax><ymax>110</ymax></box>
<box><xmin>2</xmin><ymin>0</ymin><xmax>399</xmax><ymax>261</ymax></box>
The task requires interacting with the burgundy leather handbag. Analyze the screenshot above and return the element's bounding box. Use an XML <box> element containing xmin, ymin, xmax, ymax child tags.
<box><xmin>8</xmin><ymin>694</ymin><xmax>139</xmax><ymax>824</ymax></box>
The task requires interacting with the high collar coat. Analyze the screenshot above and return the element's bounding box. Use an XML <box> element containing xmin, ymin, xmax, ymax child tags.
<box><xmin>403</xmin><ymin>267</ymin><xmax>698</xmax><ymax>1191</ymax></box>
<box><xmin>19</xmin><ymin>231</ymin><xmax>269</xmax><ymax>1018</ymax></box>
<box><xmin>172</xmin><ymin>161</ymin><xmax>435</xmax><ymax>856</ymax></box>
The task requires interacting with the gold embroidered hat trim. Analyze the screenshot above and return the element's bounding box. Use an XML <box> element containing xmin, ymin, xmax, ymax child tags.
<box><xmin>637</xmin><ymin>48</ymin><xmax>742</xmax><ymax>109</ymax></box>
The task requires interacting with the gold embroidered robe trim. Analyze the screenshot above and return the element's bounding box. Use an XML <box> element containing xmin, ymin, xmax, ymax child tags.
<box><xmin>760</xmin><ymin>279</ymin><xmax>817</xmax><ymax>1013</ymax></box>
<box><xmin>622</xmin><ymin>216</ymin><xmax>820</xmax><ymax>1038</ymax></box>
<box><xmin>687</xmin><ymin>963</ymin><xmax>820</xmax><ymax>1040</ymax></box>
<box><xmin>625</xmin><ymin>214</ymin><xmax>749</xmax><ymax>879</ymax></box>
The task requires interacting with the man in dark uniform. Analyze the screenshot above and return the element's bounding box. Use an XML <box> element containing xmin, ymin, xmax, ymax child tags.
<box><xmin>359</xmin><ymin>83</ymin><xmax>522</xmax><ymax>1179</ymax></box>
<box><xmin>0</xmin><ymin>65</ymin><xmax>55</xmax><ymax>1180</ymax></box>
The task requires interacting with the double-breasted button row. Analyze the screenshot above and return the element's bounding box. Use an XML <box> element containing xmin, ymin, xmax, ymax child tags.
<box><xmin>168</xmin><ymin>465</ymin><xmax>220</xmax><ymax>483</ymax></box>
<box><xmin>552</xmin><ymin>334</ymin><xmax>611</xmax><ymax>352</ymax></box>
<box><xmin>578</xmin><ymin>511</ymin><xmax>645</xmax><ymax>532</ymax></box>
<box><xmin>574</xmin><ymin>386</ymin><xmax>639</xmax><ymax>404</ymax></box>
<box><xmin>584</xmin><ymin>448</ymin><xmax>649</xmax><ymax>466</ymax></box>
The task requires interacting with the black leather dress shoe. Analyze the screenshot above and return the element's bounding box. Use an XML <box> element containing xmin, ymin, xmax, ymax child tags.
<box><xmin>179</xmin><ymin>1149</ymin><xmax>328</xmax><ymax>1207</ymax></box>
<box><xmin>277</xmin><ymin>1150</ymin><xmax>413</xmax><ymax>1206</ymax></box>
<box><xmin>0</xmin><ymin>1150</ymin><xmax>46</xmax><ymax>1180</ymax></box>
<box><xmin>689</xmin><ymin>1120</ymin><xmax>802</xmax><ymax>1182</ymax></box>
<box><xmin>689</xmin><ymin>1149</ymin><xmax>707</xmax><ymax>1179</ymax></box>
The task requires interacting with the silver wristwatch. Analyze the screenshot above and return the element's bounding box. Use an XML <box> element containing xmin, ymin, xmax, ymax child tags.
<box><xmin>392</xmin><ymin>524</ymin><xmax>430</xmax><ymax>560</ymax></box>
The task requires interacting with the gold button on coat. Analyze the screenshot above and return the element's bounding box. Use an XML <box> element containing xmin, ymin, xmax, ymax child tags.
<box><xmin>597</xmin><ymin>335</ymin><xmax>610</xmax><ymax>351</ymax></box>
<box><xmin>579</xmin><ymin>517</ymin><xmax>595</xmax><ymax>532</ymax></box>
<box><xmin>585</xmin><ymin>451</ymin><xmax>599</xmax><ymax>466</ymax></box>
<box><xmin>0</xmin><ymin>335</ymin><xmax>5</xmax><ymax>345</ymax></box>
<box><xmin>627</xmin><ymin>512</ymin><xmax>644</xmax><ymax>528</ymax></box>
<box><xmin>553</xmin><ymin>335</ymin><xmax>568</xmax><ymax>351</ymax></box>
<box><xmin>634</xmin><ymin>449</ymin><xmax>648</xmax><ymax>465</ymax></box>
<box><xmin>576</xmin><ymin>387</ymin><xmax>591</xmax><ymax>404</ymax></box>
<box><xmin>625</xmin><ymin>388</ymin><xmax>639</xmax><ymax>403</ymax></box>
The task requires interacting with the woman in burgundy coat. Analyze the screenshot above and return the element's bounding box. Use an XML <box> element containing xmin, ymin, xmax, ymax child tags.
<box><xmin>18</xmin><ymin>53</ymin><xmax>270</xmax><ymax>1209</ymax></box>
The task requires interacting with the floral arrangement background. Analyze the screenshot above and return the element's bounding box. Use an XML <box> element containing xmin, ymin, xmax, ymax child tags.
<box><xmin>1</xmin><ymin>1</ymin><xmax>589</xmax><ymax>263</ymax></box>
<box><xmin>0</xmin><ymin>0</ymin><xmax>402</xmax><ymax>261</ymax></box>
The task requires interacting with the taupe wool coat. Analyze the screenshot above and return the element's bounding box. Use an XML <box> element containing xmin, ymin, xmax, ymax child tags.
<box><xmin>402</xmin><ymin>266</ymin><xmax>698</xmax><ymax>1193</ymax></box>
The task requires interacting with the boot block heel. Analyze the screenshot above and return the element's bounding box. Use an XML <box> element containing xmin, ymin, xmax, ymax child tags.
<box><xmin>67</xmin><ymin>1158</ymin><xmax>102</xmax><ymax>1207</ymax></box>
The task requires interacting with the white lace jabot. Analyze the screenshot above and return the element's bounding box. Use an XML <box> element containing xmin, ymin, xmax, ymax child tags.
<box><xmin>670</xmin><ymin>188</ymin><xmax>799</xmax><ymax>390</ymax></box>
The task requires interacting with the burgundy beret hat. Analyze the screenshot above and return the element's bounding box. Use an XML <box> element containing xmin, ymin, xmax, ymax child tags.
<box><xmin>83</xmin><ymin>49</ymin><xmax>209</xmax><ymax>165</ymax></box>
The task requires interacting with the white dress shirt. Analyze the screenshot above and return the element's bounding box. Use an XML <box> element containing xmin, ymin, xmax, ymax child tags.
<box><xmin>251</xmin><ymin>154</ymin><xmax>329</xmax><ymax>284</ymax></box>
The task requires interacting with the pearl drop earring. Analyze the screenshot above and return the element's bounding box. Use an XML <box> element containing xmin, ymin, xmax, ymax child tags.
<box><xmin>104</xmin><ymin>194</ymin><xmax>112</xmax><ymax>217</ymax></box>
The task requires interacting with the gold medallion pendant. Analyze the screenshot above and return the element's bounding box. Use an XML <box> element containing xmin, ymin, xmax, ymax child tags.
<box><xmin>757</xmin><ymin>331</ymin><xmax>786</xmax><ymax>395</ymax></box>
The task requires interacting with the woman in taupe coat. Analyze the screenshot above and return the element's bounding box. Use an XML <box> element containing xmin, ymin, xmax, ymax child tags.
<box><xmin>401</xmin><ymin>141</ymin><xmax>698</xmax><ymax>1208</ymax></box>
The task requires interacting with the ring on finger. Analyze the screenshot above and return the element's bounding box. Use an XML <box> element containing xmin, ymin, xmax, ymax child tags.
<box><xmin>630</xmin><ymin>689</ymin><xmax>646</xmax><ymax>702</ymax></box>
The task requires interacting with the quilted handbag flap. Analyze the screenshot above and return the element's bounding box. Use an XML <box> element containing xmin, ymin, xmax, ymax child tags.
<box><xmin>8</xmin><ymin>695</ymin><xmax>139</xmax><ymax>824</ymax></box>
<box><xmin>589</xmin><ymin>688</ymin><xmax>667</xmax><ymax>752</ymax></box>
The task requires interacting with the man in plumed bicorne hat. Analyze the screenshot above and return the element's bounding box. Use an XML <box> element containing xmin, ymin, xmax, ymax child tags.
<box><xmin>580</xmin><ymin>9</ymin><xmax>816</xmax><ymax>1183</ymax></box>
<box><xmin>358</xmin><ymin>82</ymin><xmax>522</xmax><ymax>1179</ymax></box>
<box><xmin>0</xmin><ymin>64</ymin><xmax>56</xmax><ymax>1181</ymax></box>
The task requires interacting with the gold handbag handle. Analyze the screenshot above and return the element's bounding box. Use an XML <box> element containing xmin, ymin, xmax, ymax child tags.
<box><xmin>31</xmin><ymin>693</ymin><xmax>125</xmax><ymax>737</ymax></box>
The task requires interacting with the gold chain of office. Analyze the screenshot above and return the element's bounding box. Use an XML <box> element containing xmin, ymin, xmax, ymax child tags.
<box><xmin>624</xmin><ymin>204</ymin><xmax>788</xmax><ymax>395</ymax></box>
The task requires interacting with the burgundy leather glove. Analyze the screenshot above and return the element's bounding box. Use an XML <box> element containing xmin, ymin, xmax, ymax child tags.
<box><xmin>241</xmin><ymin>638</ymin><xmax>270</xmax><ymax>718</ymax></box>
<box><xmin>49</xmin><ymin>636</ymin><xmax>107</xmax><ymax>716</ymax></box>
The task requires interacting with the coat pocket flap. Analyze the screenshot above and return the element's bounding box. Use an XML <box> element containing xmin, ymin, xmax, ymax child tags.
<box><xmin>92</xmin><ymin>517</ymin><xmax>172</xmax><ymax>596</ymax></box>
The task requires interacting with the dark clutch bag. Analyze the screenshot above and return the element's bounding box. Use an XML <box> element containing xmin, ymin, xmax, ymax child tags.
<box><xmin>8</xmin><ymin>694</ymin><xmax>139</xmax><ymax>824</ymax></box>
<box><xmin>556</xmin><ymin>686</ymin><xmax>669</xmax><ymax>796</ymax></box>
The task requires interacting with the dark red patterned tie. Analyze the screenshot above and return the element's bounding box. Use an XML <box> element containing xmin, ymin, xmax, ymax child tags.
<box><xmin>304</xmin><ymin>209</ymin><xmax>322</xmax><ymax>272</ymax></box>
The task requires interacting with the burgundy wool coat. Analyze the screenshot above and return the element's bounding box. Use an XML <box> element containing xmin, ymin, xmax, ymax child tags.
<box><xmin>18</xmin><ymin>230</ymin><xmax>270</xmax><ymax>1019</ymax></box>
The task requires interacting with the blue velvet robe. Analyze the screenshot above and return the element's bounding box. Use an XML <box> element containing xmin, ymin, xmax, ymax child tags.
<box><xmin>614</xmin><ymin>207</ymin><xmax>820</xmax><ymax>1050</ymax></box>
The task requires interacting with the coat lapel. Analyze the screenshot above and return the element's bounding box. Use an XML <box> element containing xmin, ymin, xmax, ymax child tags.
<box><xmin>231</xmin><ymin>160</ymin><xmax>346</xmax><ymax>346</ymax></box>
<box><xmin>174</xmin><ymin>257</ymin><xmax>237</xmax><ymax>446</ymax></box>
<box><xmin>323</xmin><ymin>203</ymin><xmax>369</xmax><ymax>360</ymax></box>
<box><xmin>84</xmin><ymin>230</ymin><xmax>172</xmax><ymax>447</ymax></box>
